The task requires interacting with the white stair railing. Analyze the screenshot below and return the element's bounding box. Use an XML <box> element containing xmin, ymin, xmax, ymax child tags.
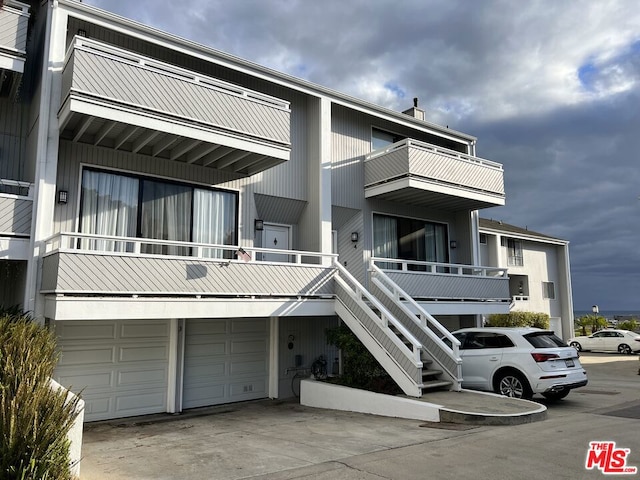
<box><xmin>369</xmin><ymin>263</ymin><xmax>463</xmax><ymax>391</ymax></box>
<box><xmin>333</xmin><ymin>260</ymin><xmax>424</xmax><ymax>397</ymax></box>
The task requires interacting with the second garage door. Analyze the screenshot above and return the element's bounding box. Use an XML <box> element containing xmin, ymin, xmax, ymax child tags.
<box><xmin>182</xmin><ymin>318</ymin><xmax>269</xmax><ymax>409</ymax></box>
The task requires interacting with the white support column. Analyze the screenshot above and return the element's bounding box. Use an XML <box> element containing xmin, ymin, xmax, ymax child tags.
<box><xmin>166</xmin><ymin>318</ymin><xmax>179</xmax><ymax>413</ymax></box>
<box><xmin>319</xmin><ymin>97</ymin><xmax>333</xmax><ymax>266</ymax></box>
<box><xmin>268</xmin><ymin>316</ymin><xmax>279</xmax><ymax>398</ymax></box>
<box><xmin>24</xmin><ymin>2</ymin><xmax>68</xmax><ymax>320</ymax></box>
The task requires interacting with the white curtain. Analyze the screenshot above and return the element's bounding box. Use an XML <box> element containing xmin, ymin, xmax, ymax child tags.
<box><xmin>425</xmin><ymin>223</ymin><xmax>448</xmax><ymax>272</ymax></box>
<box><xmin>80</xmin><ymin>170</ymin><xmax>139</xmax><ymax>251</ymax></box>
<box><xmin>141</xmin><ymin>180</ymin><xmax>192</xmax><ymax>255</ymax></box>
<box><xmin>193</xmin><ymin>188</ymin><xmax>236</xmax><ymax>258</ymax></box>
<box><xmin>373</xmin><ymin>215</ymin><xmax>398</xmax><ymax>269</ymax></box>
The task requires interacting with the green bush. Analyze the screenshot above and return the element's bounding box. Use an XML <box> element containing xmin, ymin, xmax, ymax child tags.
<box><xmin>325</xmin><ymin>324</ymin><xmax>400</xmax><ymax>394</ymax></box>
<box><xmin>618</xmin><ymin>319</ymin><xmax>638</xmax><ymax>332</ymax></box>
<box><xmin>486</xmin><ymin>311</ymin><xmax>550</xmax><ymax>329</ymax></box>
<box><xmin>0</xmin><ymin>312</ymin><xmax>81</xmax><ymax>480</ymax></box>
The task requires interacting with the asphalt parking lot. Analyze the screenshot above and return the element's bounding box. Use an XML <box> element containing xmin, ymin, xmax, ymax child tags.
<box><xmin>80</xmin><ymin>352</ymin><xmax>640</xmax><ymax>480</ymax></box>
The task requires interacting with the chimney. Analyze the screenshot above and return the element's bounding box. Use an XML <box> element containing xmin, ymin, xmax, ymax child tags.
<box><xmin>402</xmin><ymin>97</ymin><xmax>425</xmax><ymax>121</ymax></box>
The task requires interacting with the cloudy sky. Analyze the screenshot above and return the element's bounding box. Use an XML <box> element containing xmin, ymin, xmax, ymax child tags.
<box><xmin>84</xmin><ymin>0</ymin><xmax>640</xmax><ymax>312</ymax></box>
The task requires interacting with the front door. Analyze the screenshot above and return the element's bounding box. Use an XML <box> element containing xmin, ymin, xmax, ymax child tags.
<box><xmin>262</xmin><ymin>224</ymin><xmax>290</xmax><ymax>262</ymax></box>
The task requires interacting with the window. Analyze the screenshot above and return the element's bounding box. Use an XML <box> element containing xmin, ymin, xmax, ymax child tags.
<box><xmin>373</xmin><ymin>214</ymin><xmax>448</xmax><ymax>270</ymax></box>
<box><xmin>456</xmin><ymin>332</ymin><xmax>514</xmax><ymax>349</ymax></box>
<box><xmin>542</xmin><ymin>281</ymin><xmax>555</xmax><ymax>299</ymax></box>
<box><xmin>79</xmin><ymin>169</ymin><xmax>237</xmax><ymax>257</ymax></box>
<box><xmin>506</xmin><ymin>239</ymin><xmax>523</xmax><ymax>266</ymax></box>
<box><xmin>479</xmin><ymin>233</ymin><xmax>488</xmax><ymax>244</ymax></box>
<box><xmin>524</xmin><ymin>331</ymin><xmax>566</xmax><ymax>348</ymax></box>
<box><xmin>371</xmin><ymin>128</ymin><xmax>403</xmax><ymax>151</ymax></box>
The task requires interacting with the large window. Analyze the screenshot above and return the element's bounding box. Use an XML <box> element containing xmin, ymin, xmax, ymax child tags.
<box><xmin>506</xmin><ymin>238</ymin><xmax>524</xmax><ymax>266</ymax></box>
<box><xmin>80</xmin><ymin>169</ymin><xmax>237</xmax><ymax>257</ymax></box>
<box><xmin>373</xmin><ymin>214</ymin><xmax>448</xmax><ymax>270</ymax></box>
<box><xmin>371</xmin><ymin>128</ymin><xmax>403</xmax><ymax>151</ymax></box>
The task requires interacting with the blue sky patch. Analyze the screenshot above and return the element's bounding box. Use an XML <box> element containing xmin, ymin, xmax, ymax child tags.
<box><xmin>384</xmin><ymin>82</ymin><xmax>406</xmax><ymax>98</ymax></box>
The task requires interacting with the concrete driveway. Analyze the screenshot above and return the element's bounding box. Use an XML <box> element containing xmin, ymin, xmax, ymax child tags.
<box><xmin>80</xmin><ymin>353</ymin><xmax>640</xmax><ymax>479</ymax></box>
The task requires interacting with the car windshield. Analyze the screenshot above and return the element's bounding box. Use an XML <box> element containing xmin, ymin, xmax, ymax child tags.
<box><xmin>523</xmin><ymin>331</ymin><xmax>567</xmax><ymax>348</ymax></box>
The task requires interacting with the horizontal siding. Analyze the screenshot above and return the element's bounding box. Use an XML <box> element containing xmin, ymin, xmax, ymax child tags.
<box><xmin>41</xmin><ymin>252</ymin><xmax>335</xmax><ymax>296</ymax></box>
<box><xmin>0</xmin><ymin>195</ymin><xmax>31</xmax><ymax>235</ymax></box>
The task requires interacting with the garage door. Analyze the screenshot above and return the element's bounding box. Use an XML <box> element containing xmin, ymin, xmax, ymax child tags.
<box><xmin>182</xmin><ymin>318</ymin><xmax>268</xmax><ymax>409</ymax></box>
<box><xmin>54</xmin><ymin>320</ymin><xmax>170</xmax><ymax>422</ymax></box>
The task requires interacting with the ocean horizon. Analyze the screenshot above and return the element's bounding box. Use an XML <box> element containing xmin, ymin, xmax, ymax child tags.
<box><xmin>574</xmin><ymin>310</ymin><xmax>640</xmax><ymax>319</ymax></box>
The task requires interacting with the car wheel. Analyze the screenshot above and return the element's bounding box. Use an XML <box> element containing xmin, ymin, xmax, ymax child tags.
<box><xmin>569</xmin><ymin>341</ymin><xmax>582</xmax><ymax>352</ymax></box>
<box><xmin>618</xmin><ymin>344</ymin><xmax>632</xmax><ymax>355</ymax></box>
<box><xmin>495</xmin><ymin>371</ymin><xmax>532</xmax><ymax>399</ymax></box>
<box><xmin>542</xmin><ymin>389</ymin><xmax>570</xmax><ymax>401</ymax></box>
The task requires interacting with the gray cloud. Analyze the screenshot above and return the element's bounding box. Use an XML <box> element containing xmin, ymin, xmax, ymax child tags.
<box><xmin>85</xmin><ymin>0</ymin><xmax>640</xmax><ymax>310</ymax></box>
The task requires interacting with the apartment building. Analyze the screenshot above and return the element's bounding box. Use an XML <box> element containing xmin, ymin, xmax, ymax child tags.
<box><xmin>1</xmin><ymin>0</ymin><xmax>519</xmax><ymax>421</ymax></box>
<box><xmin>479</xmin><ymin>218</ymin><xmax>574</xmax><ymax>339</ymax></box>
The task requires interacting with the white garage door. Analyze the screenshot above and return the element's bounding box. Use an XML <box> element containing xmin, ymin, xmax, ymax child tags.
<box><xmin>54</xmin><ymin>320</ymin><xmax>170</xmax><ymax>422</ymax></box>
<box><xmin>182</xmin><ymin>318</ymin><xmax>269</xmax><ymax>409</ymax></box>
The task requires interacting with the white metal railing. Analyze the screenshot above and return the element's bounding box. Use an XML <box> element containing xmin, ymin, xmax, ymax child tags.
<box><xmin>369</xmin><ymin>263</ymin><xmax>462</xmax><ymax>389</ymax></box>
<box><xmin>43</xmin><ymin>232</ymin><xmax>336</xmax><ymax>265</ymax></box>
<box><xmin>512</xmin><ymin>295</ymin><xmax>529</xmax><ymax>302</ymax></box>
<box><xmin>364</xmin><ymin>138</ymin><xmax>503</xmax><ymax>171</ymax></box>
<box><xmin>371</xmin><ymin>257</ymin><xmax>507</xmax><ymax>278</ymax></box>
<box><xmin>65</xmin><ymin>37</ymin><xmax>291</xmax><ymax>112</ymax></box>
<box><xmin>0</xmin><ymin>178</ymin><xmax>33</xmax><ymax>197</ymax></box>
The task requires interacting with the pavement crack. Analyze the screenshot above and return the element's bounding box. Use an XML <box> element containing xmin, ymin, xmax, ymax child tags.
<box><xmin>334</xmin><ymin>460</ymin><xmax>391</xmax><ymax>479</ymax></box>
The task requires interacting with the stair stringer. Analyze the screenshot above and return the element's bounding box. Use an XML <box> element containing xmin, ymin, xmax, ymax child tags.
<box><xmin>333</xmin><ymin>268</ymin><xmax>423</xmax><ymax>397</ymax></box>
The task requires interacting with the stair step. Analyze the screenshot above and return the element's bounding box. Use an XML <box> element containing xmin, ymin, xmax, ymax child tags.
<box><xmin>422</xmin><ymin>368</ymin><xmax>443</xmax><ymax>378</ymax></box>
<box><xmin>421</xmin><ymin>379</ymin><xmax>453</xmax><ymax>391</ymax></box>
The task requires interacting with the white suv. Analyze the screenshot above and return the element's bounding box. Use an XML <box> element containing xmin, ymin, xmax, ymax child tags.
<box><xmin>451</xmin><ymin>327</ymin><xmax>588</xmax><ymax>400</ymax></box>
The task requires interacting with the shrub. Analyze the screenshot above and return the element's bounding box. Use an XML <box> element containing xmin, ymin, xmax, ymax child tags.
<box><xmin>486</xmin><ymin>311</ymin><xmax>550</xmax><ymax>329</ymax></box>
<box><xmin>0</xmin><ymin>312</ymin><xmax>81</xmax><ymax>480</ymax></box>
<box><xmin>325</xmin><ymin>324</ymin><xmax>400</xmax><ymax>394</ymax></box>
<box><xmin>618</xmin><ymin>319</ymin><xmax>638</xmax><ymax>332</ymax></box>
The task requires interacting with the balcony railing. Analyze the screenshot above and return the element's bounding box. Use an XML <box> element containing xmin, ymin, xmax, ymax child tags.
<box><xmin>364</xmin><ymin>139</ymin><xmax>505</xmax><ymax>210</ymax></box>
<box><xmin>0</xmin><ymin>0</ymin><xmax>30</xmax><ymax>74</ymax></box>
<box><xmin>59</xmin><ymin>37</ymin><xmax>291</xmax><ymax>175</ymax></box>
<box><xmin>370</xmin><ymin>257</ymin><xmax>510</xmax><ymax>302</ymax></box>
<box><xmin>0</xmin><ymin>178</ymin><xmax>33</xmax><ymax>237</ymax></box>
<box><xmin>41</xmin><ymin>233</ymin><xmax>336</xmax><ymax>297</ymax></box>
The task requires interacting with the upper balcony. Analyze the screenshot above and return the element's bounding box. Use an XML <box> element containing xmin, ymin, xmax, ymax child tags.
<box><xmin>0</xmin><ymin>178</ymin><xmax>33</xmax><ymax>260</ymax></box>
<box><xmin>364</xmin><ymin>139</ymin><xmax>505</xmax><ymax>210</ymax></box>
<box><xmin>59</xmin><ymin>37</ymin><xmax>291</xmax><ymax>176</ymax></box>
<box><xmin>0</xmin><ymin>0</ymin><xmax>30</xmax><ymax>97</ymax></box>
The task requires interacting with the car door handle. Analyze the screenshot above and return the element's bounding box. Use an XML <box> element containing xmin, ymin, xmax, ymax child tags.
<box><xmin>489</xmin><ymin>357</ymin><xmax>499</xmax><ymax>361</ymax></box>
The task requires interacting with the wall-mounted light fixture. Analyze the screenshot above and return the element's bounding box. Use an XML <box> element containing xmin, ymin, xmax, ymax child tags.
<box><xmin>57</xmin><ymin>190</ymin><xmax>68</xmax><ymax>204</ymax></box>
<box><xmin>449</xmin><ymin>240</ymin><xmax>457</xmax><ymax>249</ymax></box>
<box><xmin>351</xmin><ymin>232</ymin><xmax>359</xmax><ymax>243</ymax></box>
<box><xmin>254</xmin><ymin>219</ymin><xmax>264</xmax><ymax>231</ymax></box>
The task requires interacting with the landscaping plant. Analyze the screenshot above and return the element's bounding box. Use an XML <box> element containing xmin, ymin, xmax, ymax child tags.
<box><xmin>486</xmin><ymin>311</ymin><xmax>550</xmax><ymax>329</ymax></box>
<box><xmin>0</xmin><ymin>311</ymin><xmax>81</xmax><ymax>480</ymax></box>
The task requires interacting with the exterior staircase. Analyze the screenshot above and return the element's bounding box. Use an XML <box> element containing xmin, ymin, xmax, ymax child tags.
<box><xmin>333</xmin><ymin>260</ymin><xmax>462</xmax><ymax>398</ymax></box>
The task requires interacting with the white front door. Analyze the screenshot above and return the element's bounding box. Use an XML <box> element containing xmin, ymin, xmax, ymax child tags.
<box><xmin>262</xmin><ymin>224</ymin><xmax>290</xmax><ymax>262</ymax></box>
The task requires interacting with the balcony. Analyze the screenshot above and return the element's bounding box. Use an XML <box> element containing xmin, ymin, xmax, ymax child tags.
<box><xmin>364</xmin><ymin>139</ymin><xmax>505</xmax><ymax>210</ymax></box>
<box><xmin>0</xmin><ymin>0</ymin><xmax>30</xmax><ymax>97</ymax></box>
<box><xmin>41</xmin><ymin>233</ymin><xmax>336</xmax><ymax>319</ymax></box>
<box><xmin>0</xmin><ymin>178</ymin><xmax>33</xmax><ymax>260</ymax></box>
<box><xmin>370</xmin><ymin>257</ymin><xmax>511</xmax><ymax>314</ymax></box>
<box><xmin>59</xmin><ymin>37</ymin><xmax>291</xmax><ymax>176</ymax></box>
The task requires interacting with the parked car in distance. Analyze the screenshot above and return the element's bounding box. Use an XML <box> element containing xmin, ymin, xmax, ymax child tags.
<box><xmin>450</xmin><ymin>327</ymin><xmax>588</xmax><ymax>400</ymax></box>
<box><xmin>568</xmin><ymin>329</ymin><xmax>640</xmax><ymax>354</ymax></box>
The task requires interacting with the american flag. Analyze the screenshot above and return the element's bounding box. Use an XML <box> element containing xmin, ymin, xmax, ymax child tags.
<box><xmin>236</xmin><ymin>248</ymin><xmax>251</xmax><ymax>262</ymax></box>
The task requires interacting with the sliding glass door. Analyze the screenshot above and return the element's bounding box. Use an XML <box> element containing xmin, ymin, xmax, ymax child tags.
<box><xmin>373</xmin><ymin>214</ymin><xmax>448</xmax><ymax>270</ymax></box>
<box><xmin>79</xmin><ymin>169</ymin><xmax>237</xmax><ymax>257</ymax></box>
